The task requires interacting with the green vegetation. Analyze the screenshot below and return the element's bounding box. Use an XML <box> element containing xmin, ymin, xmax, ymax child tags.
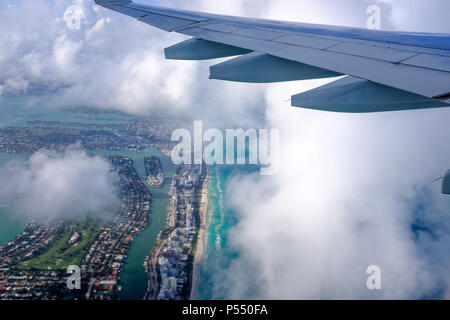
<box><xmin>16</xmin><ymin>218</ymin><xmax>102</xmax><ymax>271</ymax></box>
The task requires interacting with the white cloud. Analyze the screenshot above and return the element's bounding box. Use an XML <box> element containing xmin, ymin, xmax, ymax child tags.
<box><xmin>378</xmin><ymin>0</ymin><xmax>450</xmax><ymax>32</ymax></box>
<box><xmin>0</xmin><ymin>0</ymin><xmax>267</xmax><ymax>126</ymax></box>
<box><xmin>0</xmin><ymin>144</ymin><xmax>119</xmax><ymax>222</ymax></box>
<box><xmin>218</xmin><ymin>81</ymin><xmax>450</xmax><ymax>299</ymax></box>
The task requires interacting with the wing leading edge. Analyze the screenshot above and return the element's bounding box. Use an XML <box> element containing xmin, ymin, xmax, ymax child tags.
<box><xmin>95</xmin><ymin>0</ymin><xmax>450</xmax><ymax>113</ymax></box>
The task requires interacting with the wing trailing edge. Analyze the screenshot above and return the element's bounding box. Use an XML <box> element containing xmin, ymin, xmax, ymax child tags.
<box><xmin>443</xmin><ymin>170</ymin><xmax>450</xmax><ymax>195</ymax></box>
<box><xmin>164</xmin><ymin>39</ymin><xmax>251</xmax><ymax>60</ymax></box>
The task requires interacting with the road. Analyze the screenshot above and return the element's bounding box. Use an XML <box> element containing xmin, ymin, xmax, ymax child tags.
<box><xmin>145</xmin><ymin>233</ymin><xmax>170</xmax><ymax>299</ymax></box>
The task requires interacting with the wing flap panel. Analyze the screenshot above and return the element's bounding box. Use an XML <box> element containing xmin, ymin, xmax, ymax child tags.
<box><xmin>164</xmin><ymin>38</ymin><xmax>251</xmax><ymax>60</ymax></box>
<box><xmin>108</xmin><ymin>4</ymin><xmax>148</xmax><ymax>18</ymax></box>
<box><xmin>200</xmin><ymin>22</ymin><xmax>242</xmax><ymax>33</ymax></box>
<box><xmin>230</xmin><ymin>27</ymin><xmax>284</xmax><ymax>40</ymax></box>
<box><xmin>127</xmin><ymin>3</ymin><xmax>207</xmax><ymax>21</ymax></box>
<box><xmin>138</xmin><ymin>12</ymin><xmax>199</xmax><ymax>31</ymax></box>
<box><xmin>327</xmin><ymin>42</ymin><xmax>418</xmax><ymax>63</ymax></box>
<box><xmin>443</xmin><ymin>170</ymin><xmax>450</xmax><ymax>195</ymax></box>
<box><xmin>273</xmin><ymin>34</ymin><xmax>340</xmax><ymax>50</ymax></box>
<box><xmin>402</xmin><ymin>54</ymin><xmax>450</xmax><ymax>72</ymax></box>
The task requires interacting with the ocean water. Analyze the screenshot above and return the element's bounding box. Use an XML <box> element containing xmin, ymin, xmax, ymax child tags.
<box><xmin>0</xmin><ymin>152</ymin><xmax>30</xmax><ymax>245</ymax></box>
<box><xmin>0</xmin><ymin>206</ymin><xmax>26</xmax><ymax>245</ymax></box>
<box><xmin>198</xmin><ymin>166</ymin><xmax>257</xmax><ymax>300</ymax></box>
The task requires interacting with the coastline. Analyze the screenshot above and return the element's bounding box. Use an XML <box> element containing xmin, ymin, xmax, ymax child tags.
<box><xmin>190</xmin><ymin>168</ymin><xmax>210</xmax><ymax>300</ymax></box>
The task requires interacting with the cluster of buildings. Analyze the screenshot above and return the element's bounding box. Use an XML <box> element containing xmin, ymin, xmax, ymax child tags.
<box><xmin>148</xmin><ymin>165</ymin><xmax>204</xmax><ymax>300</ymax></box>
<box><xmin>156</xmin><ymin>228</ymin><xmax>194</xmax><ymax>300</ymax></box>
<box><xmin>82</xmin><ymin>156</ymin><xmax>152</xmax><ymax>300</ymax></box>
<box><xmin>0</xmin><ymin>156</ymin><xmax>152</xmax><ymax>300</ymax></box>
<box><xmin>0</xmin><ymin>109</ymin><xmax>203</xmax><ymax>300</ymax></box>
<box><xmin>0</xmin><ymin>269</ymin><xmax>73</xmax><ymax>300</ymax></box>
<box><xmin>0</xmin><ymin>222</ymin><xmax>71</xmax><ymax>300</ymax></box>
<box><xmin>145</xmin><ymin>156</ymin><xmax>165</xmax><ymax>187</ymax></box>
<box><xmin>0</xmin><ymin>116</ymin><xmax>179</xmax><ymax>154</ymax></box>
<box><xmin>0</xmin><ymin>223</ymin><xmax>65</xmax><ymax>269</ymax></box>
<box><xmin>0</xmin><ymin>126</ymin><xmax>128</xmax><ymax>153</ymax></box>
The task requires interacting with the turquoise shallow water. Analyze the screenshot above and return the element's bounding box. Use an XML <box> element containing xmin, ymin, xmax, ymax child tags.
<box><xmin>0</xmin><ymin>153</ymin><xmax>30</xmax><ymax>245</ymax></box>
<box><xmin>198</xmin><ymin>166</ymin><xmax>257</xmax><ymax>300</ymax></box>
<box><xmin>0</xmin><ymin>206</ymin><xmax>26</xmax><ymax>245</ymax></box>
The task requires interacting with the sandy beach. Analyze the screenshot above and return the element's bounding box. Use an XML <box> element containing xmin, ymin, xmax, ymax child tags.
<box><xmin>190</xmin><ymin>170</ymin><xmax>210</xmax><ymax>300</ymax></box>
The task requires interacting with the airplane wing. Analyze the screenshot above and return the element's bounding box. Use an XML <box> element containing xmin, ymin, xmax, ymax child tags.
<box><xmin>95</xmin><ymin>0</ymin><xmax>450</xmax><ymax>113</ymax></box>
<box><xmin>443</xmin><ymin>170</ymin><xmax>450</xmax><ymax>195</ymax></box>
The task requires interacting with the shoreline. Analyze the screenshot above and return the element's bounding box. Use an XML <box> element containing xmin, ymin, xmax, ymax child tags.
<box><xmin>190</xmin><ymin>168</ymin><xmax>210</xmax><ymax>300</ymax></box>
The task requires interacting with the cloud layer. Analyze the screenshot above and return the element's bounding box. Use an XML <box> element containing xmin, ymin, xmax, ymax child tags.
<box><xmin>220</xmin><ymin>83</ymin><xmax>450</xmax><ymax>299</ymax></box>
<box><xmin>0</xmin><ymin>144</ymin><xmax>119</xmax><ymax>221</ymax></box>
<box><xmin>0</xmin><ymin>0</ymin><xmax>268</xmax><ymax>128</ymax></box>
